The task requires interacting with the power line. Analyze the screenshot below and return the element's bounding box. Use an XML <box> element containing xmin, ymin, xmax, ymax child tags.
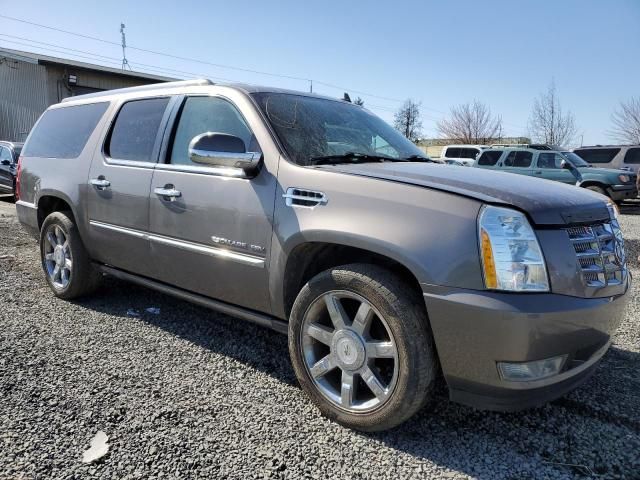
<box><xmin>0</xmin><ymin>16</ymin><xmax>529</xmax><ymax>131</ymax></box>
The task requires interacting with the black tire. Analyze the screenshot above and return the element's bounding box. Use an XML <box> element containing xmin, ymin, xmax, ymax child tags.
<box><xmin>585</xmin><ymin>185</ymin><xmax>608</xmax><ymax>197</ymax></box>
<box><xmin>40</xmin><ymin>211</ymin><xmax>101</xmax><ymax>299</ymax></box>
<box><xmin>288</xmin><ymin>263</ymin><xmax>438</xmax><ymax>431</ymax></box>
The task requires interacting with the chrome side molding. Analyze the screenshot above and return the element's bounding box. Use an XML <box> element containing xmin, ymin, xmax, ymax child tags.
<box><xmin>89</xmin><ymin>220</ymin><xmax>265</xmax><ymax>267</ymax></box>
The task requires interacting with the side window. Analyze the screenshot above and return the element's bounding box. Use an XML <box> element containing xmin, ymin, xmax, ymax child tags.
<box><xmin>0</xmin><ymin>147</ymin><xmax>11</xmax><ymax>163</ymax></box>
<box><xmin>444</xmin><ymin>147</ymin><xmax>460</xmax><ymax>158</ymax></box>
<box><xmin>458</xmin><ymin>148</ymin><xmax>479</xmax><ymax>159</ymax></box>
<box><xmin>22</xmin><ymin>102</ymin><xmax>109</xmax><ymax>159</ymax></box>
<box><xmin>623</xmin><ymin>148</ymin><xmax>640</xmax><ymax>164</ymax></box>
<box><xmin>503</xmin><ymin>151</ymin><xmax>517</xmax><ymax>166</ymax></box>
<box><xmin>477</xmin><ymin>150</ymin><xmax>502</xmax><ymax>166</ymax></box>
<box><xmin>169</xmin><ymin>96</ymin><xmax>257</xmax><ymax>166</ymax></box>
<box><xmin>107</xmin><ymin>97</ymin><xmax>170</xmax><ymax>162</ymax></box>
<box><xmin>538</xmin><ymin>153</ymin><xmax>554</xmax><ymax>168</ymax></box>
<box><xmin>574</xmin><ymin>148</ymin><xmax>620</xmax><ymax>164</ymax></box>
<box><xmin>514</xmin><ymin>151</ymin><xmax>533</xmax><ymax>167</ymax></box>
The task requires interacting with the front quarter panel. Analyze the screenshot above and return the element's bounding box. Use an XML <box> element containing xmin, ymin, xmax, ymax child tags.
<box><xmin>269</xmin><ymin>161</ymin><xmax>484</xmax><ymax>318</ymax></box>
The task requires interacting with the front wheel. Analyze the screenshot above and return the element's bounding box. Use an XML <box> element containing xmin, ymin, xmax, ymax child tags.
<box><xmin>585</xmin><ymin>185</ymin><xmax>608</xmax><ymax>197</ymax></box>
<box><xmin>288</xmin><ymin>264</ymin><xmax>438</xmax><ymax>431</ymax></box>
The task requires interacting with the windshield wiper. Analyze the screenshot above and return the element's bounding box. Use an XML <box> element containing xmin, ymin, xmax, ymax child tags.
<box><xmin>309</xmin><ymin>152</ymin><xmax>402</xmax><ymax>165</ymax></box>
<box><xmin>403</xmin><ymin>154</ymin><xmax>436</xmax><ymax>162</ymax></box>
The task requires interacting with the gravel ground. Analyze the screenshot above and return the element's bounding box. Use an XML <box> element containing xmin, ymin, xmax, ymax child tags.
<box><xmin>0</xmin><ymin>196</ymin><xmax>639</xmax><ymax>480</ymax></box>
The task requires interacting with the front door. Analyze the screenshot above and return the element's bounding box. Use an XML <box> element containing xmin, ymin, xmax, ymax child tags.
<box><xmin>86</xmin><ymin>96</ymin><xmax>173</xmax><ymax>277</ymax></box>
<box><xmin>534</xmin><ymin>152</ymin><xmax>577</xmax><ymax>184</ymax></box>
<box><xmin>147</xmin><ymin>95</ymin><xmax>277</xmax><ymax>313</ymax></box>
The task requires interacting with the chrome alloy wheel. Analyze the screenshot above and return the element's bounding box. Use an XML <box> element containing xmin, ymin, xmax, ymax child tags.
<box><xmin>301</xmin><ymin>290</ymin><xmax>399</xmax><ymax>412</ymax></box>
<box><xmin>43</xmin><ymin>225</ymin><xmax>72</xmax><ymax>289</ymax></box>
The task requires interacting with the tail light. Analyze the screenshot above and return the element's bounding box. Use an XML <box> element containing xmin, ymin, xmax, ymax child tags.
<box><xmin>15</xmin><ymin>156</ymin><xmax>22</xmax><ymax>201</ymax></box>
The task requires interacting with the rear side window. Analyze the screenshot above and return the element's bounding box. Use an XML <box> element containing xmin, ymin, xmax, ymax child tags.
<box><xmin>623</xmin><ymin>148</ymin><xmax>640</xmax><ymax>164</ymax></box>
<box><xmin>504</xmin><ymin>151</ymin><xmax>532</xmax><ymax>167</ymax></box>
<box><xmin>22</xmin><ymin>102</ymin><xmax>108</xmax><ymax>159</ymax></box>
<box><xmin>574</xmin><ymin>148</ymin><xmax>620</xmax><ymax>164</ymax></box>
<box><xmin>444</xmin><ymin>147</ymin><xmax>460</xmax><ymax>158</ymax></box>
<box><xmin>477</xmin><ymin>150</ymin><xmax>502</xmax><ymax>166</ymax></box>
<box><xmin>107</xmin><ymin>97</ymin><xmax>170</xmax><ymax>162</ymax></box>
<box><xmin>458</xmin><ymin>148</ymin><xmax>480</xmax><ymax>159</ymax></box>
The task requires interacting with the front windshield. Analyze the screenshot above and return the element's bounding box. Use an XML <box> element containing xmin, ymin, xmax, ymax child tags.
<box><xmin>562</xmin><ymin>151</ymin><xmax>590</xmax><ymax>167</ymax></box>
<box><xmin>251</xmin><ymin>93</ymin><xmax>428</xmax><ymax>166</ymax></box>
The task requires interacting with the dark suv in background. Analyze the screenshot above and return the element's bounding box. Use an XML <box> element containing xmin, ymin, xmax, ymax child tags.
<box><xmin>0</xmin><ymin>141</ymin><xmax>23</xmax><ymax>199</ymax></box>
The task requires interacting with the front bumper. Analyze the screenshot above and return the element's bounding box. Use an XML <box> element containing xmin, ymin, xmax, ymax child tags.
<box><xmin>423</xmin><ymin>282</ymin><xmax>629</xmax><ymax>411</ymax></box>
<box><xmin>608</xmin><ymin>184</ymin><xmax>637</xmax><ymax>201</ymax></box>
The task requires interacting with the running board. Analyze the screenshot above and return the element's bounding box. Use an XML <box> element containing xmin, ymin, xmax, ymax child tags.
<box><xmin>97</xmin><ymin>265</ymin><xmax>288</xmax><ymax>335</ymax></box>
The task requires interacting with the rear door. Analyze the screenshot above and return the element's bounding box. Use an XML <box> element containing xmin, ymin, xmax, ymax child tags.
<box><xmin>533</xmin><ymin>152</ymin><xmax>576</xmax><ymax>184</ymax></box>
<box><xmin>86</xmin><ymin>96</ymin><xmax>174</xmax><ymax>277</ymax></box>
<box><xmin>147</xmin><ymin>93</ymin><xmax>277</xmax><ymax>313</ymax></box>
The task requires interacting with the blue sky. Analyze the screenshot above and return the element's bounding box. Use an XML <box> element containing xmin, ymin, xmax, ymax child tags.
<box><xmin>0</xmin><ymin>0</ymin><xmax>638</xmax><ymax>144</ymax></box>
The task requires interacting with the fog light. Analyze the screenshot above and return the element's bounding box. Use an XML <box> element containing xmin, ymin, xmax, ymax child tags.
<box><xmin>497</xmin><ymin>355</ymin><xmax>567</xmax><ymax>382</ymax></box>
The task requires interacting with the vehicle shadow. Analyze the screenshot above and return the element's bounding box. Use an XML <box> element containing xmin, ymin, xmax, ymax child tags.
<box><xmin>74</xmin><ymin>276</ymin><xmax>640</xmax><ymax>479</ymax></box>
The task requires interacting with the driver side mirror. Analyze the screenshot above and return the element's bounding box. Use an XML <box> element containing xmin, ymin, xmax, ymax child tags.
<box><xmin>188</xmin><ymin>132</ymin><xmax>261</xmax><ymax>173</ymax></box>
<box><xmin>1</xmin><ymin>159</ymin><xmax>10</xmax><ymax>166</ymax></box>
<box><xmin>560</xmin><ymin>159</ymin><xmax>569</xmax><ymax>169</ymax></box>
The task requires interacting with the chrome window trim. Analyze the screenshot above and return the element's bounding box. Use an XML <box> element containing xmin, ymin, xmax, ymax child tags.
<box><xmin>153</xmin><ymin>162</ymin><xmax>248</xmax><ymax>178</ymax></box>
<box><xmin>89</xmin><ymin>220</ymin><xmax>264</xmax><ymax>267</ymax></box>
<box><xmin>101</xmin><ymin>158</ymin><xmax>157</xmax><ymax>169</ymax></box>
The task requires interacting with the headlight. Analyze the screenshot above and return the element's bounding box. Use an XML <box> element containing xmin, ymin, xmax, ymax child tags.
<box><xmin>618</xmin><ymin>174</ymin><xmax>630</xmax><ymax>183</ymax></box>
<box><xmin>478</xmin><ymin>205</ymin><xmax>549</xmax><ymax>292</ymax></box>
<box><xmin>607</xmin><ymin>202</ymin><xmax>619</xmax><ymax>220</ymax></box>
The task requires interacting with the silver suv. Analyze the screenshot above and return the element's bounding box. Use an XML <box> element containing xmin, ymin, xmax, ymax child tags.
<box><xmin>16</xmin><ymin>79</ymin><xmax>629</xmax><ymax>431</ymax></box>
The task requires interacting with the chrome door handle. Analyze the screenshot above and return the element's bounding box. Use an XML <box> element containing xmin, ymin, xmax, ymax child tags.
<box><xmin>154</xmin><ymin>186</ymin><xmax>182</xmax><ymax>199</ymax></box>
<box><xmin>90</xmin><ymin>178</ymin><xmax>111</xmax><ymax>190</ymax></box>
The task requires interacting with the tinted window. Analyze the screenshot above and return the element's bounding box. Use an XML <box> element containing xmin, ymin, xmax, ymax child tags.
<box><xmin>477</xmin><ymin>150</ymin><xmax>502</xmax><ymax>166</ymax></box>
<box><xmin>623</xmin><ymin>148</ymin><xmax>640</xmax><ymax>164</ymax></box>
<box><xmin>459</xmin><ymin>148</ymin><xmax>480</xmax><ymax>159</ymax></box>
<box><xmin>444</xmin><ymin>147</ymin><xmax>460</xmax><ymax>158</ymax></box>
<box><xmin>574</xmin><ymin>148</ymin><xmax>620</xmax><ymax>164</ymax></box>
<box><xmin>13</xmin><ymin>146</ymin><xmax>22</xmax><ymax>159</ymax></box>
<box><xmin>170</xmin><ymin>96</ymin><xmax>256</xmax><ymax>166</ymax></box>
<box><xmin>107</xmin><ymin>98</ymin><xmax>169</xmax><ymax>162</ymax></box>
<box><xmin>514</xmin><ymin>151</ymin><xmax>533</xmax><ymax>167</ymax></box>
<box><xmin>22</xmin><ymin>103</ymin><xmax>108</xmax><ymax>159</ymax></box>
<box><xmin>0</xmin><ymin>146</ymin><xmax>11</xmax><ymax>163</ymax></box>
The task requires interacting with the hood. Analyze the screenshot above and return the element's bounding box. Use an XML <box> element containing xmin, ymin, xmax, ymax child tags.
<box><xmin>580</xmin><ymin>166</ymin><xmax>633</xmax><ymax>176</ymax></box>
<box><xmin>319</xmin><ymin>162</ymin><xmax>611</xmax><ymax>226</ymax></box>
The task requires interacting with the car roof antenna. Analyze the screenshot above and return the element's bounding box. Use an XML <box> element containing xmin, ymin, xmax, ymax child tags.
<box><xmin>343</xmin><ymin>93</ymin><xmax>352</xmax><ymax>103</ymax></box>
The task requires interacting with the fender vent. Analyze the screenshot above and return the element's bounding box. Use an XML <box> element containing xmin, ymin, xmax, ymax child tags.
<box><xmin>283</xmin><ymin>188</ymin><xmax>327</xmax><ymax>208</ymax></box>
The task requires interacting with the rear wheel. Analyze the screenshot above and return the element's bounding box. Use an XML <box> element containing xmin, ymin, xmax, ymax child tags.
<box><xmin>288</xmin><ymin>264</ymin><xmax>437</xmax><ymax>431</ymax></box>
<box><xmin>40</xmin><ymin>211</ymin><xmax>101</xmax><ymax>299</ymax></box>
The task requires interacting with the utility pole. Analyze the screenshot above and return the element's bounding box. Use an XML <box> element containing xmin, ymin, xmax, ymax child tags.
<box><xmin>120</xmin><ymin>23</ymin><xmax>131</xmax><ymax>70</ymax></box>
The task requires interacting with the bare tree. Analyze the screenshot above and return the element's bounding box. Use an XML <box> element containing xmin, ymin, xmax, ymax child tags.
<box><xmin>528</xmin><ymin>81</ymin><xmax>577</xmax><ymax>147</ymax></box>
<box><xmin>436</xmin><ymin>100</ymin><xmax>502</xmax><ymax>144</ymax></box>
<box><xmin>394</xmin><ymin>99</ymin><xmax>422</xmax><ymax>142</ymax></box>
<box><xmin>610</xmin><ymin>97</ymin><xmax>640</xmax><ymax>144</ymax></box>
<box><xmin>354</xmin><ymin>97</ymin><xmax>365</xmax><ymax>106</ymax></box>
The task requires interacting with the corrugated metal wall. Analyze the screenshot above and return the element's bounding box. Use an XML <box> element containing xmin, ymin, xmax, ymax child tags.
<box><xmin>45</xmin><ymin>65</ymin><xmax>151</xmax><ymax>104</ymax></box>
<box><xmin>0</xmin><ymin>59</ymin><xmax>48</xmax><ymax>142</ymax></box>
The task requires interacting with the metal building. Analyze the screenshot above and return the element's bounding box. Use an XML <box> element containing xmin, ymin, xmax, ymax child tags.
<box><xmin>0</xmin><ymin>47</ymin><xmax>174</xmax><ymax>142</ymax></box>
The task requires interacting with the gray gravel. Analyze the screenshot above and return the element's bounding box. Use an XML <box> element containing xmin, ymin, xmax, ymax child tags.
<box><xmin>1</xmin><ymin>195</ymin><xmax>639</xmax><ymax>480</ymax></box>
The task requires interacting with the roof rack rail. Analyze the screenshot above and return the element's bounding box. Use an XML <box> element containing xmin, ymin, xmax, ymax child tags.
<box><xmin>61</xmin><ymin>78</ymin><xmax>214</xmax><ymax>103</ymax></box>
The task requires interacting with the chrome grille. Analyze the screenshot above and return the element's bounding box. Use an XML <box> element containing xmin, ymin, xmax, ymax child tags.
<box><xmin>566</xmin><ymin>220</ymin><xmax>626</xmax><ymax>288</ymax></box>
